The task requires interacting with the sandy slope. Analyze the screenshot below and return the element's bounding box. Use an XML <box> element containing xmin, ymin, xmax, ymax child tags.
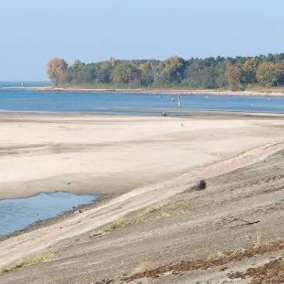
<box><xmin>1</xmin><ymin>112</ymin><xmax>284</xmax><ymax>282</ymax></box>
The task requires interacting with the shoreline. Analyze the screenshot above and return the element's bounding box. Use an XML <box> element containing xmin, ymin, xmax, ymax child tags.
<box><xmin>0</xmin><ymin>192</ymin><xmax>114</xmax><ymax>242</ymax></box>
<box><xmin>2</xmin><ymin>86</ymin><xmax>284</xmax><ymax>97</ymax></box>
<box><xmin>2</xmin><ymin>109</ymin><xmax>284</xmax><ymax>118</ymax></box>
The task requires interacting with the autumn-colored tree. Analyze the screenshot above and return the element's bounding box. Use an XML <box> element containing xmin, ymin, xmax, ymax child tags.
<box><xmin>256</xmin><ymin>62</ymin><xmax>283</xmax><ymax>86</ymax></box>
<box><xmin>47</xmin><ymin>58</ymin><xmax>68</xmax><ymax>85</ymax></box>
<box><xmin>47</xmin><ymin>53</ymin><xmax>284</xmax><ymax>89</ymax></box>
<box><xmin>159</xmin><ymin>56</ymin><xmax>185</xmax><ymax>84</ymax></box>
<box><xmin>225</xmin><ymin>63</ymin><xmax>241</xmax><ymax>91</ymax></box>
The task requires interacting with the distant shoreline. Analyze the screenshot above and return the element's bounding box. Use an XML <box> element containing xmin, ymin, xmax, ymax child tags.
<box><xmin>2</xmin><ymin>86</ymin><xmax>284</xmax><ymax>97</ymax></box>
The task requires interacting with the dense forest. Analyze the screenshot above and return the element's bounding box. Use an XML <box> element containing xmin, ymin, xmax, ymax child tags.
<box><xmin>47</xmin><ymin>54</ymin><xmax>284</xmax><ymax>91</ymax></box>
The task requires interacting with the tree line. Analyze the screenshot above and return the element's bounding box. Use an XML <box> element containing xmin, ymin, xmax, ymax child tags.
<box><xmin>47</xmin><ymin>54</ymin><xmax>284</xmax><ymax>91</ymax></box>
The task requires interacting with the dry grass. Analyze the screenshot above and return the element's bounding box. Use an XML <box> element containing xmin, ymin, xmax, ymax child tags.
<box><xmin>229</xmin><ymin>259</ymin><xmax>284</xmax><ymax>283</ymax></box>
<box><xmin>206</xmin><ymin>251</ymin><xmax>225</xmax><ymax>262</ymax></box>
<box><xmin>100</xmin><ymin>195</ymin><xmax>201</xmax><ymax>235</ymax></box>
<box><xmin>0</xmin><ymin>252</ymin><xmax>56</xmax><ymax>275</ymax></box>
<box><xmin>122</xmin><ymin>240</ymin><xmax>284</xmax><ymax>281</ymax></box>
<box><xmin>246</xmin><ymin>85</ymin><xmax>284</xmax><ymax>94</ymax></box>
<box><xmin>103</xmin><ymin>218</ymin><xmax>127</xmax><ymax>233</ymax></box>
<box><xmin>253</xmin><ymin>232</ymin><xmax>263</xmax><ymax>249</ymax></box>
<box><xmin>132</xmin><ymin>260</ymin><xmax>158</xmax><ymax>275</ymax></box>
<box><xmin>101</xmin><ymin>202</ymin><xmax>169</xmax><ymax>233</ymax></box>
<box><xmin>99</xmin><ymin>193</ymin><xmax>202</xmax><ymax>236</ymax></box>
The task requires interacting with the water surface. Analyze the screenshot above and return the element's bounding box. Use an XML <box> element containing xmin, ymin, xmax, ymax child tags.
<box><xmin>0</xmin><ymin>192</ymin><xmax>97</xmax><ymax>237</ymax></box>
<box><xmin>1</xmin><ymin>90</ymin><xmax>284</xmax><ymax>114</ymax></box>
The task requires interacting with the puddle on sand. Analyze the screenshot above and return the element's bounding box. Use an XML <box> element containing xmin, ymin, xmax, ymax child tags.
<box><xmin>0</xmin><ymin>192</ymin><xmax>98</xmax><ymax>237</ymax></box>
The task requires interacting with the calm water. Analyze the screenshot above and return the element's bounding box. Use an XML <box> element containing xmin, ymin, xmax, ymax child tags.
<box><xmin>0</xmin><ymin>192</ymin><xmax>97</xmax><ymax>237</ymax></box>
<box><xmin>1</xmin><ymin>89</ymin><xmax>284</xmax><ymax>114</ymax></box>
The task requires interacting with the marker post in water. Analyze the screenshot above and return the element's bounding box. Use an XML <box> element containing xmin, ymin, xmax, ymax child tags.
<box><xmin>178</xmin><ymin>95</ymin><xmax>182</xmax><ymax>108</ymax></box>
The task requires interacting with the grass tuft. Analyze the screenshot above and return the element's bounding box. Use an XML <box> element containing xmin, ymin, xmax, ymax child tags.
<box><xmin>132</xmin><ymin>260</ymin><xmax>158</xmax><ymax>275</ymax></box>
<box><xmin>103</xmin><ymin>218</ymin><xmax>127</xmax><ymax>233</ymax></box>
<box><xmin>206</xmin><ymin>251</ymin><xmax>225</xmax><ymax>261</ymax></box>
<box><xmin>101</xmin><ymin>202</ymin><xmax>168</xmax><ymax>234</ymax></box>
<box><xmin>253</xmin><ymin>233</ymin><xmax>263</xmax><ymax>249</ymax></box>
<box><xmin>0</xmin><ymin>252</ymin><xmax>56</xmax><ymax>275</ymax></box>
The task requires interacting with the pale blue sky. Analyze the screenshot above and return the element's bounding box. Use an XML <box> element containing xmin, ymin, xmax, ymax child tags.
<box><xmin>0</xmin><ymin>0</ymin><xmax>283</xmax><ymax>80</ymax></box>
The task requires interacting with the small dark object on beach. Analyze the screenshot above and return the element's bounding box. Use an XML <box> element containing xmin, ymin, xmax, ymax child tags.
<box><xmin>198</xmin><ymin>179</ymin><xmax>206</xmax><ymax>190</ymax></box>
<box><xmin>162</xmin><ymin>112</ymin><xmax>168</xmax><ymax>117</ymax></box>
<box><xmin>179</xmin><ymin>179</ymin><xmax>207</xmax><ymax>194</ymax></box>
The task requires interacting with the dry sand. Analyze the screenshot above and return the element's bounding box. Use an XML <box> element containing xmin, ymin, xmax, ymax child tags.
<box><xmin>1</xmin><ymin>112</ymin><xmax>284</xmax><ymax>283</ymax></box>
<box><xmin>1</xmin><ymin>112</ymin><xmax>284</xmax><ymax>200</ymax></box>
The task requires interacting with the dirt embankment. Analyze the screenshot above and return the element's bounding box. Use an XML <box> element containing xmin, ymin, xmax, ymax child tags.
<box><xmin>1</xmin><ymin>142</ymin><xmax>284</xmax><ymax>283</ymax></box>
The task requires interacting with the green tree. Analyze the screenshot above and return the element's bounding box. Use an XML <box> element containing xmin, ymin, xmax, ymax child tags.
<box><xmin>111</xmin><ymin>62</ymin><xmax>141</xmax><ymax>85</ymax></box>
<box><xmin>139</xmin><ymin>62</ymin><xmax>155</xmax><ymax>86</ymax></box>
<box><xmin>241</xmin><ymin>59</ymin><xmax>258</xmax><ymax>84</ymax></box>
<box><xmin>256</xmin><ymin>62</ymin><xmax>282</xmax><ymax>86</ymax></box>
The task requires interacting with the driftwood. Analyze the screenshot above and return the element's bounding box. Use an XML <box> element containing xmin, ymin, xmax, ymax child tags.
<box><xmin>227</xmin><ymin>218</ymin><xmax>260</xmax><ymax>226</ymax></box>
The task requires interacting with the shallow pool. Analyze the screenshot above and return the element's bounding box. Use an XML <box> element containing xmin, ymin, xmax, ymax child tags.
<box><xmin>0</xmin><ymin>192</ymin><xmax>98</xmax><ymax>237</ymax></box>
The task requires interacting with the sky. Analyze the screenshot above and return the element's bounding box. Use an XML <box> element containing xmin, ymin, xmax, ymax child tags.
<box><xmin>0</xmin><ymin>0</ymin><xmax>283</xmax><ymax>81</ymax></box>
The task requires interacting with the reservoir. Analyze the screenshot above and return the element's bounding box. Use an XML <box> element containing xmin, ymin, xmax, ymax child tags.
<box><xmin>1</xmin><ymin>90</ymin><xmax>284</xmax><ymax>114</ymax></box>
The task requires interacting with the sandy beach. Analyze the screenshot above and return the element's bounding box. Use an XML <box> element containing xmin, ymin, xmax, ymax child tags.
<box><xmin>0</xmin><ymin>112</ymin><xmax>283</xmax><ymax>200</ymax></box>
<box><xmin>1</xmin><ymin>112</ymin><xmax>284</xmax><ymax>283</ymax></box>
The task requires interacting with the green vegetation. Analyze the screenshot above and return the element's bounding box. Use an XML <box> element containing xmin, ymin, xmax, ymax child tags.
<box><xmin>100</xmin><ymin>202</ymin><xmax>169</xmax><ymax>234</ymax></box>
<box><xmin>103</xmin><ymin>218</ymin><xmax>126</xmax><ymax>233</ymax></box>
<box><xmin>47</xmin><ymin>54</ymin><xmax>284</xmax><ymax>90</ymax></box>
<box><xmin>0</xmin><ymin>252</ymin><xmax>56</xmax><ymax>275</ymax></box>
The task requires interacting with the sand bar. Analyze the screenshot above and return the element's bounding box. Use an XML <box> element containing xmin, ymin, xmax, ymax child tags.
<box><xmin>0</xmin><ymin>112</ymin><xmax>284</xmax><ymax>200</ymax></box>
